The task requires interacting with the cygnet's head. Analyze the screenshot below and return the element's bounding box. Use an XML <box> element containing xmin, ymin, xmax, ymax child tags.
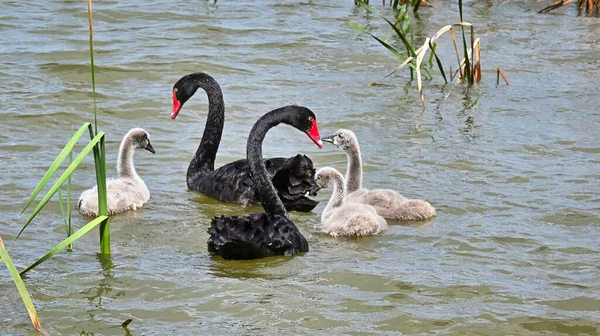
<box><xmin>126</xmin><ymin>128</ymin><xmax>155</xmax><ymax>154</ymax></box>
<box><xmin>321</xmin><ymin>129</ymin><xmax>358</xmax><ymax>151</ymax></box>
<box><xmin>315</xmin><ymin>167</ymin><xmax>343</xmax><ymax>189</ymax></box>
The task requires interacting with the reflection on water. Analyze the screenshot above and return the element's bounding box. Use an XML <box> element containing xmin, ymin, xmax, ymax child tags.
<box><xmin>1</xmin><ymin>0</ymin><xmax>600</xmax><ymax>335</ymax></box>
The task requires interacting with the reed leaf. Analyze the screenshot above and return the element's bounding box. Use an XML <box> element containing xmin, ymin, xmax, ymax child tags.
<box><xmin>21</xmin><ymin>123</ymin><xmax>90</xmax><ymax>215</ymax></box>
<box><xmin>19</xmin><ymin>216</ymin><xmax>109</xmax><ymax>276</ymax></box>
<box><xmin>428</xmin><ymin>40</ymin><xmax>448</xmax><ymax>84</ymax></box>
<box><xmin>86</xmin><ymin>0</ymin><xmax>110</xmax><ymax>254</ymax></box>
<box><xmin>349</xmin><ymin>23</ymin><xmax>419</xmax><ymax>73</ymax></box>
<box><xmin>355</xmin><ymin>0</ymin><xmax>417</xmax><ymax>57</ymax></box>
<box><xmin>14</xmin><ymin>131</ymin><xmax>105</xmax><ymax>243</ymax></box>
<box><xmin>87</xmin><ymin>0</ymin><xmax>98</xmax><ymax>134</ymax></box>
<box><xmin>350</xmin><ymin>23</ymin><xmax>403</xmax><ymax>59</ymax></box>
<box><xmin>93</xmin><ymin>136</ymin><xmax>110</xmax><ymax>254</ymax></box>
<box><xmin>0</xmin><ymin>237</ymin><xmax>48</xmax><ymax>335</ymax></box>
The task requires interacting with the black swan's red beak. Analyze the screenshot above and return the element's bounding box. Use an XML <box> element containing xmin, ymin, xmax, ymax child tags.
<box><xmin>306</xmin><ymin>117</ymin><xmax>323</xmax><ymax>148</ymax></box>
<box><xmin>171</xmin><ymin>89</ymin><xmax>182</xmax><ymax>119</ymax></box>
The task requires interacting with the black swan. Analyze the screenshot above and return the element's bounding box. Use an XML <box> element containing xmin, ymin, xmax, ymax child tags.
<box><xmin>171</xmin><ymin>73</ymin><xmax>321</xmax><ymax>212</ymax></box>
<box><xmin>322</xmin><ymin>129</ymin><xmax>436</xmax><ymax>220</ymax></box>
<box><xmin>207</xmin><ymin>106</ymin><xmax>322</xmax><ymax>259</ymax></box>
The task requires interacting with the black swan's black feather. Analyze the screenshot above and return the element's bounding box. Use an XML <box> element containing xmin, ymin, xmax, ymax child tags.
<box><xmin>174</xmin><ymin>73</ymin><xmax>319</xmax><ymax>213</ymax></box>
<box><xmin>189</xmin><ymin>154</ymin><xmax>318</xmax><ymax>212</ymax></box>
<box><xmin>207</xmin><ymin>105</ymin><xmax>319</xmax><ymax>260</ymax></box>
<box><xmin>207</xmin><ymin>213</ymin><xmax>309</xmax><ymax>260</ymax></box>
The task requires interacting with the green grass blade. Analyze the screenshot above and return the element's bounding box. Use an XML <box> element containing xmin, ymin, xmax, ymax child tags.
<box><xmin>429</xmin><ymin>41</ymin><xmax>448</xmax><ymax>83</ymax></box>
<box><xmin>67</xmin><ymin>127</ymin><xmax>73</xmax><ymax>251</ymax></box>
<box><xmin>355</xmin><ymin>0</ymin><xmax>417</xmax><ymax>57</ymax></box>
<box><xmin>21</xmin><ymin>123</ymin><xmax>90</xmax><ymax>215</ymax></box>
<box><xmin>349</xmin><ymin>22</ymin><xmax>417</xmax><ymax>71</ymax></box>
<box><xmin>14</xmin><ymin>132</ymin><xmax>106</xmax><ymax>243</ymax></box>
<box><xmin>94</xmin><ymin>137</ymin><xmax>110</xmax><ymax>254</ymax></box>
<box><xmin>0</xmin><ymin>237</ymin><xmax>48</xmax><ymax>336</ymax></box>
<box><xmin>349</xmin><ymin>22</ymin><xmax>402</xmax><ymax>58</ymax></box>
<box><xmin>413</xmin><ymin>0</ymin><xmax>422</xmax><ymax>13</ymax></box>
<box><xmin>458</xmin><ymin>0</ymin><xmax>471</xmax><ymax>85</ymax></box>
<box><xmin>461</xmin><ymin>27</ymin><xmax>472</xmax><ymax>85</ymax></box>
<box><xmin>57</xmin><ymin>188</ymin><xmax>67</xmax><ymax>229</ymax></box>
<box><xmin>87</xmin><ymin>0</ymin><xmax>98</xmax><ymax>134</ymax></box>
<box><xmin>19</xmin><ymin>216</ymin><xmax>109</xmax><ymax>276</ymax></box>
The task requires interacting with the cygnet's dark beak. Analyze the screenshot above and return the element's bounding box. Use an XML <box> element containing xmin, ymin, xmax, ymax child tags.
<box><xmin>145</xmin><ymin>142</ymin><xmax>156</xmax><ymax>154</ymax></box>
<box><xmin>309</xmin><ymin>183</ymin><xmax>321</xmax><ymax>196</ymax></box>
<box><xmin>321</xmin><ymin>135</ymin><xmax>335</xmax><ymax>144</ymax></box>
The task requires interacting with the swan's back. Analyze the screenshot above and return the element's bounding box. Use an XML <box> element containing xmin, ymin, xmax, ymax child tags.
<box><xmin>322</xmin><ymin>202</ymin><xmax>387</xmax><ymax>237</ymax></box>
<box><xmin>78</xmin><ymin>178</ymin><xmax>150</xmax><ymax>216</ymax></box>
<box><xmin>190</xmin><ymin>155</ymin><xmax>318</xmax><ymax>212</ymax></box>
<box><xmin>347</xmin><ymin>188</ymin><xmax>435</xmax><ymax>220</ymax></box>
<box><xmin>208</xmin><ymin>212</ymin><xmax>309</xmax><ymax>260</ymax></box>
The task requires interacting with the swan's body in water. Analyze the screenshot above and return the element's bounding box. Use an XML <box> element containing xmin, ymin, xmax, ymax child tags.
<box><xmin>78</xmin><ymin>128</ymin><xmax>155</xmax><ymax>216</ymax></box>
<box><xmin>316</xmin><ymin>167</ymin><xmax>387</xmax><ymax>237</ymax></box>
<box><xmin>171</xmin><ymin>73</ymin><xmax>321</xmax><ymax>212</ymax></box>
<box><xmin>208</xmin><ymin>106</ymin><xmax>322</xmax><ymax>260</ymax></box>
<box><xmin>322</xmin><ymin>129</ymin><xmax>435</xmax><ymax>221</ymax></box>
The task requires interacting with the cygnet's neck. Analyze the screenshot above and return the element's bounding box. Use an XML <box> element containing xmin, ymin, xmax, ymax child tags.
<box><xmin>324</xmin><ymin>172</ymin><xmax>346</xmax><ymax>212</ymax></box>
<box><xmin>117</xmin><ymin>136</ymin><xmax>139</xmax><ymax>179</ymax></box>
<box><xmin>344</xmin><ymin>140</ymin><xmax>363</xmax><ymax>193</ymax></box>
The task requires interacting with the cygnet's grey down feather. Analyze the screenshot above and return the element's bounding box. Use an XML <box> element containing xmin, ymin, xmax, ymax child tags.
<box><xmin>322</xmin><ymin>129</ymin><xmax>436</xmax><ymax>221</ymax></box>
<box><xmin>78</xmin><ymin>128</ymin><xmax>155</xmax><ymax>216</ymax></box>
<box><xmin>316</xmin><ymin>167</ymin><xmax>387</xmax><ymax>237</ymax></box>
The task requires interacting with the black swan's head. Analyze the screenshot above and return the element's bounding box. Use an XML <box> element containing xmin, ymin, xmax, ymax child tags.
<box><xmin>126</xmin><ymin>128</ymin><xmax>155</xmax><ymax>154</ymax></box>
<box><xmin>171</xmin><ymin>73</ymin><xmax>217</xmax><ymax>119</ymax></box>
<box><xmin>284</xmin><ymin>106</ymin><xmax>323</xmax><ymax>149</ymax></box>
<box><xmin>321</xmin><ymin>128</ymin><xmax>357</xmax><ymax>151</ymax></box>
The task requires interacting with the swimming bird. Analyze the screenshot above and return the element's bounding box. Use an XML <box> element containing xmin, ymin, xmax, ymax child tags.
<box><xmin>322</xmin><ymin>129</ymin><xmax>435</xmax><ymax>220</ymax></box>
<box><xmin>207</xmin><ymin>106</ymin><xmax>323</xmax><ymax>259</ymax></box>
<box><xmin>78</xmin><ymin>128</ymin><xmax>155</xmax><ymax>216</ymax></box>
<box><xmin>171</xmin><ymin>73</ymin><xmax>320</xmax><ymax>212</ymax></box>
<box><xmin>315</xmin><ymin>167</ymin><xmax>387</xmax><ymax>237</ymax></box>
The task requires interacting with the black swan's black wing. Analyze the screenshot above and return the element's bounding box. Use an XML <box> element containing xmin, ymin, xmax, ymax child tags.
<box><xmin>207</xmin><ymin>212</ymin><xmax>309</xmax><ymax>260</ymax></box>
<box><xmin>189</xmin><ymin>154</ymin><xmax>319</xmax><ymax>212</ymax></box>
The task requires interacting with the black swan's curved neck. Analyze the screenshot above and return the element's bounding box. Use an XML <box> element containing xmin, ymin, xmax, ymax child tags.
<box><xmin>247</xmin><ymin>107</ymin><xmax>295</xmax><ymax>218</ymax></box>
<box><xmin>187</xmin><ymin>74</ymin><xmax>224</xmax><ymax>178</ymax></box>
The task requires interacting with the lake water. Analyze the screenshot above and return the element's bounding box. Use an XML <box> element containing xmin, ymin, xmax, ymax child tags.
<box><xmin>1</xmin><ymin>0</ymin><xmax>599</xmax><ymax>335</ymax></box>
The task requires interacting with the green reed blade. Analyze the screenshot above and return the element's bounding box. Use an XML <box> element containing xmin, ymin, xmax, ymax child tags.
<box><xmin>0</xmin><ymin>237</ymin><xmax>48</xmax><ymax>336</ymax></box>
<box><xmin>457</xmin><ymin>0</ymin><xmax>471</xmax><ymax>85</ymax></box>
<box><xmin>349</xmin><ymin>23</ymin><xmax>418</xmax><ymax>72</ymax></box>
<box><xmin>413</xmin><ymin>0</ymin><xmax>422</xmax><ymax>13</ymax></box>
<box><xmin>14</xmin><ymin>132</ymin><xmax>105</xmax><ymax>244</ymax></box>
<box><xmin>429</xmin><ymin>41</ymin><xmax>448</xmax><ymax>83</ymax></box>
<box><xmin>57</xmin><ymin>188</ymin><xmax>67</xmax><ymax>229</ymax></box>
<box><xmin>21</xmin><ymin>123</ymin><xmax>90</xmax><ymax>215</ymax></box>
<box><xmin>66</xmin><ymin>126</ymin><xmax>73</xmax><ymax>251</ymax></box>
<box><xmin>19</xmin><ymin>216</ymin><xmax>109</xmax><ymax>276</ymax></box>
<box><xmin>87</xmin><ymin>0</ymin><xmax>98</xmax><ymax>134</ymax></box>
<box><xmin>94</xmin><ymin>137</ymin><xmax>110</xmax><ymax>254</ymax></box>
<box><xmin>355</xmin><ymin>0</ymin><xmax>417</xmax><ymax>57</ymax></box>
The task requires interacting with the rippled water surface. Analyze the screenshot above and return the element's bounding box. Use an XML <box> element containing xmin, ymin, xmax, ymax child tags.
<box><xmin>1</xmin><ymin>0</ymin><xmax>600</xmax><ymax>335</ymax></box>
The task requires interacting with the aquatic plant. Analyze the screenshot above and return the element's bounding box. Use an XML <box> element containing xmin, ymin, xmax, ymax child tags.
<box><xmin>357</xmin><ymin>0</ymin><xmax>428</xmax><ymax>9</ymax></box>
<box><xmin>0</xmin><ymin>237</ymin><xmax>47</xmax><ymax>335</ymax></box>
<box><xmin>1</xmin><ymin>0</ymin><xmax>111</xmax><ymax>332</ymax></box>
<box><xmin>380</xmin><ymin>0</ymin><xmax>430</xmax><ymax>12</ymax></box>
<box><xmin>539</xmin><ymin>0</ymin><xmax>599</xmax><ymax>15</ymax></box>
<box><xmin>350</xmin><ymin>0</ymin><xmax>506</xmax><ymax>107</ymax></box>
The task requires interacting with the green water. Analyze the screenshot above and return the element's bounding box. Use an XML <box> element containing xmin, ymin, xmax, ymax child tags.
<box><xmin>1</xmin><ymin>0</ymin><xmax>599</xmax><ymax>335</ymax></box>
